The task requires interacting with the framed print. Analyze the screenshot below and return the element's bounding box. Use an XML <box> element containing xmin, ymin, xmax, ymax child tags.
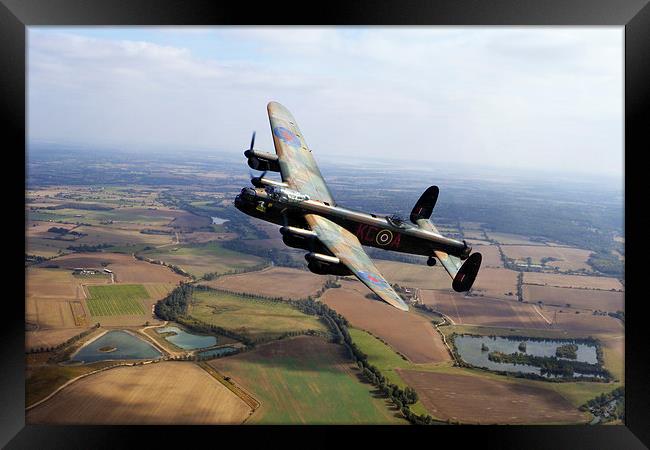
<box><xmin>2</xmin><ymin>0</ymin><xmax>649</xmax><ymax>447</ymax></box>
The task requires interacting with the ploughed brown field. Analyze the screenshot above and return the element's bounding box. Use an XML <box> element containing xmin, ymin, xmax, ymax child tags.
<box><xmin>26</xmin><ymin>328</ymin><xmax>86</xmax><ymax>349</ymax></box>
<box><xmin>321</xmin><ymin>280</ymin><xmax>451</xmax><ymax>364</ymax></box>
<box><xmin>419</xmin><ymin>291</ymin><xmax>548</xmax><ymax>328</ymax></box>
<box><xmin>501</xmin><ymin>245</ymin><xmax>593</xmax><ymax>272</ymax></box>
<box><xmin>39</xmin><ymin>253</ymin><xmax>186</xmax><ymax>284</ymax></box>
<box><xmin>471</xmin><ymin>268</ymin><xmax>519</xmax><ymax>299</ymax></box>
<box><xmin>26</xmin><ymin>267</ymin><xmax>110</xmax><ymax>344</ymax></box>
<box><xmin>26</xmin><ymin>362</ymin><xmax>251</xmax><ymax>424</ymax></box>
<box><xmin>472</xmin><ymin>244</ymin><xmax>502</xmax><ymax>268</ymax></box>
<box><xmin>203</xmin><ymin>267</ymin><xmax>326</xmax><ymax>300</ymax></box>
<box><xmin>397</xmin><ymin>370</ymin><xmax>587</xmax><ymax>424</ymax></box>
<box><xmin>523</xmin><ymin>272</ymin><xmax>623</xmax><ymax>291</ymax></box>
<box><xmin>523</xmin><ymin>285</ymin><xmax>624</xmax><ymax>312</ymax></box>
<box><xmin>374</xmin><ymin>260</ymin><xmax>451</xmax><ymax>290</ymax></box>
<box><xmin>545</xmin><ymin>306</ymin><xmax>624</xmax><ymax>335</ymax></box>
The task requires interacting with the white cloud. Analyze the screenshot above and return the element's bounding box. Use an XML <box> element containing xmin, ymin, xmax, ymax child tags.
<box><xmin>28</xmin><ymin>27</ymin><xmax>623</xmax><ymax>176</ymax></box>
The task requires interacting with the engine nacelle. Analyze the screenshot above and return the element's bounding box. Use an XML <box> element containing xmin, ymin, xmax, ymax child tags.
<box><xmin>305</xmin><ymin>252</ymin><xmax>353</xmax><ymax>276</ymax></box>
<box><xmin>244</xmin><ymin>149</ymin><xmax>280</xmax><ymax>172</ymax></box>
<box><xmin>280</xmin><ymin>226</ymin><xmax>327</xmax><ymax>253</ymax></box>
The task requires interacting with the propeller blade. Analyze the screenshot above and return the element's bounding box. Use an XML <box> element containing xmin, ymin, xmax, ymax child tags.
<box><xmin>249</xmin><ymin>131</ymin><xmax>256</xmax><ymax>151</ymax></box>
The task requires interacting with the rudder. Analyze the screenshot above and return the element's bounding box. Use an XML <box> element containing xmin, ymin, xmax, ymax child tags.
<box><xmin>410</xmin><ymin>186</ymin><xmax>439</xmax><ymax>224</ymax></box>
<box><xmin>452</xmin><ymin>252</ymin><xmax>482</xmax><ymax>292</ymax></box>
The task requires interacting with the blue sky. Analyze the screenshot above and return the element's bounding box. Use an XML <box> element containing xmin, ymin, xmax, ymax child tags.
<box><xmin>28</xmin><ymin>27</ymin><xmax>623</xmax><ymax>176</ymax></box>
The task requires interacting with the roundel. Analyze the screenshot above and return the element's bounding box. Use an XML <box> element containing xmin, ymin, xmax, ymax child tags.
<box><xmin>375</xmin><ymin>229</ymin><xmax>393</xmax><ymax>246</ymax></box>
<box><xmin>273</xmin><ymin>126</ymin><xmax>301</xmax><ymax>149</ymax></box>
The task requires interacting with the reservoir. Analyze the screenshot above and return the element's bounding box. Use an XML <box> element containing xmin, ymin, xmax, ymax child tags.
<box><xmin>70</xmin><ymin>330</ymin><xmax>162</xmax><ymax>363</ymax></box>
<box><xmin>156</xmin><ymin>326</ymin><xmax>217</xmax><ymax>350</ymax></box>
<box><xmin>453</xmin><ymin>335</ymin><xmax>600</xmax><ymax>378</ymax></box>
<box><xmin>211</xmin><ymin>216</ymin><xmax>229</xmax><ymax>225</ymax></box>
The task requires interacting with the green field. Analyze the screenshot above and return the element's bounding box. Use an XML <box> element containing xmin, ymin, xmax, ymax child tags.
<box><xmin>349</xmin><ymin>328</ymin><xmax>432</xmax><ymax>416</ymax></box>
<box><xmin>141</xmin><ymin>241</ymin><xmax>264</xmax><ymax>278</ymax></box>
<box><xmin>86</xmin><ymin>284</ymin><xmax>148</xmax><ymax>316</ymax></box>
<box><xmin>189</xmin><ymin>290</ymin><xmax>328</xmax><ymax>341</ymax></box>
<box><xmin>211</xmin><ymin>336</ymin><xmax>404</xmax><ymax>424</ymax></box>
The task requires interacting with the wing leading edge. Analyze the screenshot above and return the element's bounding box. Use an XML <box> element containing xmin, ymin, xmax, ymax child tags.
<box><xmin>305</xmin><ymin>214</ymin><xmax>409</xmax><ymax>312</ymax></box>
<box><xmin>267</xmin><ymin>101</ymin><xmax>336</xmax><ymax>205</ymax></box>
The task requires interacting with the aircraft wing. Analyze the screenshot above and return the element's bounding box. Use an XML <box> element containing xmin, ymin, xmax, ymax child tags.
<box><xmin>305</xmin><ymin>214</ymin><xmax>409</xmax><ymax>311</ymax></box>
<box><xmin>267</xmin><ymin>101</ymin><xmax>336</xmax><ymax>205</ymax></box>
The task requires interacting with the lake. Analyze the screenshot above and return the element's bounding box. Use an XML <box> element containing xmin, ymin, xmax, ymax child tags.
<box><xmin>211</xmin><ymin>216</ymin><xmax>229</xmax><ymax>225</ymax></box>
<box><xmin>156</xmin><ymin>326</ymin><xmax>217</xmax><ymax>350</ymax></box>
<box><xmin>70</xmin><ymin>330</ymin><xmax>162</xmax><ymax>363</ymax></box>
<box><xmin>453</xmin><ymin>335</ymin><xmax>600</xmax><ymax>378</ymax></box>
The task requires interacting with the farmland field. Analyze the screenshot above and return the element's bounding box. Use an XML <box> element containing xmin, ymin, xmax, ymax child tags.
<box><xmin>141</xmin><ymin>241</ymin><xmax>264</xmax><ymax>278</ymax></box>
<box><xmin>86</xmin><ymin>284</ymin><xmax>148</xmax><ymax>316</ymax></box>
<box><xmin>322</xmin><ymin>279</ymin><xmax>451</xmax><ymax>363</ymax></box>
<box><xmin>27</xmin><ymin>362</ymin><xmax>251</xmax><ymax>424</ymax></box>
<box><xmin>523</xmin><ymin>285</ymin><xmax>624</xmax><ymax>312</ymax></box>
<box><xmin>523</xmin><ymin>272</ymin><xmax>623</xmax><ymax>290</ymax></box>
<box><xmin>374</xmin><ymin>260</ymin><xmax>451</xmax><ymax>290</ymax></box>
<box><xmin>397</xmin><ymin>370</ymin><xmax>587</xmax><ymax>424</ymax></box>
<box><xmin>26</xmin><ymin>267</ymin><xmax>108</xmax><ymax>333</ymax></box>
<box><xmin>26</xmin><ymin>328</ymin><xmax>87</xmax><ymax>350</ymax></box>
<box><xmin>203</xmin><ymin>267</ymin><xmax>326</xmax><ymax>300</ymax></box>
<box><xmin>545</xmin><ymin>306</ymin><xmax>624</xmax><ymax>335</ymax></box>
<box><xmin>419</xmin><ymin>290</ymin><xmax>548</xmax><ymax>328</ymax></box>
<box><xmin>485</xmin><ymin>232</ymin><xmax>547</xmax><ymax>245</ymax></box>
<box><xmin>473</xmin><ymin>244</ymin><xmax>503</xmax><ymax>267</ymax></box>
<box><xmin>73</xmin><ymin>224</ymin><xmax>174</xmax><ymax>247</ymax></box>
<box><xmin>40</xmin><ymin>252</ymin><xmax>186</xmax><ymax>284</ymax></box>
<box><xmin>210</xmin><ymin>336</ymin><xmax>403</xmax><ymax>424</ymax></box>
<box><xmin>188</xmin><ymin>290</ymin><xmax>328</xmax><ymax>341</ymax></box>
<box><xmin>501</xmin><ymin>245</ymin><xmax>593</xmax><ymax>271</ymax></box>
<box><xmin>471</xmin><ymin>268</ymin><xmax>519</xmax><ymax>299</ymax></box>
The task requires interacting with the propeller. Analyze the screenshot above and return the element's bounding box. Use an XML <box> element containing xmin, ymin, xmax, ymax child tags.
<box><xmin>250</xmin><ymin>169</ymin><xmax>267</xmax><ymax>188</ymax></box>
<box><xmin>249</xmin><ymin>131</ymin><xmax>256</xmax><ymax>152</ymax></box>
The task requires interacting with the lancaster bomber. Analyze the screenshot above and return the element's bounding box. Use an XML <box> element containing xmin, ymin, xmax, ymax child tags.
<box><xmin>234</xmin><ymin>102</ymin><xmax>482</xmax><ymax>311</ymax></box>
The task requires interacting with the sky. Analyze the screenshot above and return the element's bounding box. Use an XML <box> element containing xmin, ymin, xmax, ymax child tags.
<box><xmin>27</xmin><ymin>27</ymin><xmax>623</xmax><ymax>177</ymax></box>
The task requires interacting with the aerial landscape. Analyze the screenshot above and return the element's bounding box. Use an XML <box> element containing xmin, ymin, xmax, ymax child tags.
<box><xmin>25</xmin><ymin>145</ymin><xmax>624</xmax><ymax>425</ymax></box>
<box><xmin>25</xmin><ymin>26</ymin><xmax>623</xmax><ymax>426</ymax></box>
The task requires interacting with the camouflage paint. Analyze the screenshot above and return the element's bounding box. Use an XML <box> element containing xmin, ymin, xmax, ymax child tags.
<box><xmin>305</xmin><ymin>213</ymin><xmax>409</xmax><ymax>311</ymax></box>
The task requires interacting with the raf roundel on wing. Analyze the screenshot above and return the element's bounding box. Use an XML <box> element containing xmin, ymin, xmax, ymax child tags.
<box><xmin>273</xmin><ymin>126</ymin><xmax>302</xmax><ymax>148</ymax></box>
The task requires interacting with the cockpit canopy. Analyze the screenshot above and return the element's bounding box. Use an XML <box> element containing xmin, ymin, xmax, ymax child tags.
<box><xmin>387</xmin><ymin>214</ymin><xmax>409</xmax><ymax>229</ymax></box>
<box><xmin>265</xmin><ymin>186</ymin><xmax>310</xmax><ymax>203</ymax></box>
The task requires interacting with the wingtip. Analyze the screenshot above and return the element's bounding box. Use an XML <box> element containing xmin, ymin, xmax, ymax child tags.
<box><xmin>267</xmin><ymin>101</ymin><xmax>294</xmax><ymax>121</ymax></box>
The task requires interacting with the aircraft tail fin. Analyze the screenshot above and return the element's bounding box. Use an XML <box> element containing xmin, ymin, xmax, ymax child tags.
<box><xmin>452</xmin><ymin>252</ymin><xmax>482</xmax><ymax>292</ymax></box>
<box><xmin>410</xmin><ymin>186</ymin><xmax>439</xmax><ymax>224</ymax></box>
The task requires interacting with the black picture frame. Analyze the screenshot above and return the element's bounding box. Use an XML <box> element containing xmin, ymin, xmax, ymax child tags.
<box><xmin>3</xmin><ymin>0</ymin><xmax>648</xmax><ymax>447</ymax></box>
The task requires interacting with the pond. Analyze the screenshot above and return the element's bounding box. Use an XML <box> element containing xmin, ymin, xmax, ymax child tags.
<box><xmin>211</xmin><ymin>216</ymin><xmax>229</xmax><ymax>225</ymax></box>
<box><xmin>453</xmin><ymin>335</ymin><xmax>601</xmax><ymax>378</ymax></box>
<box><xmin>156</xmin><ymin>326</ymin><xmax>217</xmax><ymax>350</ymax></box>
<box><xmin>70</xmin><ymin>330</ymin><xmax>162</xmax><ymax>363</ymax></box>
<box><xmin>197</xmin><ymin>346</ymin><xmax>237</xmax><ymax>358</ymax></box>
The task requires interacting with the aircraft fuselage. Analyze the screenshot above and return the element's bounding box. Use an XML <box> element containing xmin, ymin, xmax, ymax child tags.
<box><xmin>234</xmin><ymin>186</ymin><xmax>470</xmax><ymax>259</ymax></box>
